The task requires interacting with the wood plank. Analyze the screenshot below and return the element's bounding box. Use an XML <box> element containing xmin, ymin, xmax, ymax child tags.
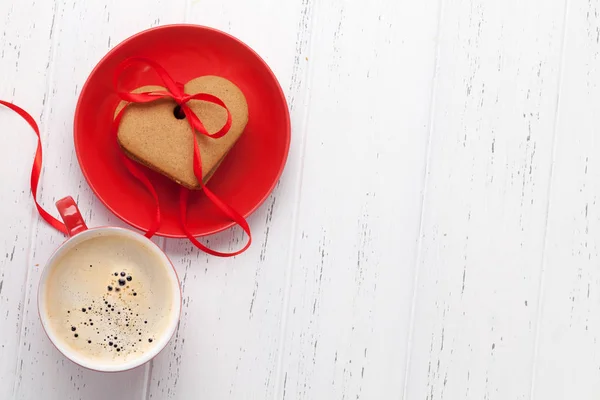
<box><xmin>532</xmin><ymin>1</ymin><xmax>600</xmax><ymax>398</ymax></box>
<box><xmin>145</xmin><ymin>0</ymin><xmax>312</xmax><ymax>398</ymax></box>
<box><xmin>277</xmin><ymin>0</ymin><xmax>440</xmax><ymax>398</ymax></box>
<box><xmin>11</xmin><ymin>1</ymin><xmax>184</xmax><ymax>399</ymax></box>
<box><xmin>0</xmin><ymin>1</ymin><xmax>57</xmax><ymax>398</ymax></box>
<box><xmin>404</xmin><ymin>1</ymin><xmax>566</xmax><ymax>399</ymax></box>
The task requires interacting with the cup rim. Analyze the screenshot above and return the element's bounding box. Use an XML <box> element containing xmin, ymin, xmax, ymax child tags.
<box><xmin>37</xmin><ymin>226</ymin><xmax>182</xmax><ymax>373</ymax></box>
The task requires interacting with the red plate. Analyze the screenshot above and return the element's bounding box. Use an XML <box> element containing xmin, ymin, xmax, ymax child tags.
<box><xmin>74</xmin><ymin>25</ymin><xmax>290</xmax><ymax>238</ymax></box>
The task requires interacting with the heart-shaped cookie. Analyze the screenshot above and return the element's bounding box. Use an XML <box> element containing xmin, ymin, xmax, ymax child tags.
<box><xmin>115</xmin><ymin>76</ymin><xmax>248</xmax><ymax>189</ymax></box>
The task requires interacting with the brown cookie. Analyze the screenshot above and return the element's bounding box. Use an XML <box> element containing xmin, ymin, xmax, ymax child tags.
<box><xmin>115</xmin><ymin>77</ymin><xmax>248</xmax><ymax>189</ymax></box>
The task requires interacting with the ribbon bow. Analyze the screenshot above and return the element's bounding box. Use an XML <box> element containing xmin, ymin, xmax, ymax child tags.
<box><xmin>112</xmin><ymin>57</ymin><xmax>251</xmax><ymax>257</ymax></box>
<box><xmin>1</xmin><ymin>57</ymin><xmax>251</xmax><ymax>257</ymax></box>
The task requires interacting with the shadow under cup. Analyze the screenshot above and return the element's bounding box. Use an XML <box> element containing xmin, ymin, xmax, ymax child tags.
<box><xmin>38</xmin><ymin>227</ymin><xmax>181</xmax><ymax>372</ymax></box>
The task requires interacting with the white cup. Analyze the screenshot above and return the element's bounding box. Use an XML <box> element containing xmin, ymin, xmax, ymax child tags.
<box><xmin>37</xmin><ymin>196</ymin><xmax>181</xmax><ymax>372</ymax></box>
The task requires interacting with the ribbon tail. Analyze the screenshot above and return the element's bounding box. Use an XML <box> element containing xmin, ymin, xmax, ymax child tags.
<box><xmin>0</xmin><ymin>100</ymin><xmax>68</xmax><ymax>235</ymax></box>
<box><xmin>178</xmin><ymin>186</ymin><xmax>251</xmax><ymax>257</ymax></box>
<box><xmin>177</xmin><ymin>125</ymin><xmax>252</xmax><ymax>256</ymax></box>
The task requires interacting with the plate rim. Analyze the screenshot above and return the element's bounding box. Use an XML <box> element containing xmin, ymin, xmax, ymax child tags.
<box><xmin>73</xmin><ymin>24</ymin><xmax>291</xmax><ymax>238</ymax></box>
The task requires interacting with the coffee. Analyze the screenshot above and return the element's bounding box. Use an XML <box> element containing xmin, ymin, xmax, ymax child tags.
<box><xmin>41</xmin><ymin>231</ymin><xmax>178</xmax><ymax>366</ymax></box>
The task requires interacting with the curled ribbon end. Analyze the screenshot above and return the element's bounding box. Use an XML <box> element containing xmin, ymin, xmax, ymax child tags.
<box><xmin>0</xmin><ymin>100</ymin><xmax>68</xmax><ymax>236</ymax></box>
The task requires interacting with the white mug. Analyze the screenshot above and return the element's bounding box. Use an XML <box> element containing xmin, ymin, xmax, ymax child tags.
<box><xmin>37</xmin><ymin>196</ymin><xmax>182</xmax><ymax>372</ymax></box>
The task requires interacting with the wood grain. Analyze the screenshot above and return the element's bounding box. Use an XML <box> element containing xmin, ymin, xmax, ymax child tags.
<box><xmin>0</xmin><ymin>1</ymin><xmax>57</xmax><ymax>398</ymax></box>
<box><xmin>277</xmin><ymin>0</ymin><xmax>440</xmax><ymax>398</ymax></box>
<box><xmin>404</xmin><ymin>0</ymin><xmax>566</xmax><ymax>399</ymax></box>
<box><xmin>532</xmin><ymin>0</ymin><xmax>600</xmax><ymax>398</ymax></box>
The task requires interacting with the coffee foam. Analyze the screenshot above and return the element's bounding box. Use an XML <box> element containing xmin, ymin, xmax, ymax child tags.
<box><xmin>42</xmin><ymin>233</ymin><xmax>176</xmax><ymax>366</ymax></box>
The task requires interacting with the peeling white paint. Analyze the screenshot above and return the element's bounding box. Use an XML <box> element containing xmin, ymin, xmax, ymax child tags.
<box><xmin>1</xmin><ymin>0</ymin><xmax>599</xmax><ymax>399</ymax></box>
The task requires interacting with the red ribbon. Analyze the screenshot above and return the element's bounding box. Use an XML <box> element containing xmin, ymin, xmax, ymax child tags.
<box><xmin>1</xmin><ymin>57</ymin><xmax>251</xmax><ymax>257</ymax></box>
<box><xmin>0</xmin><ymin>100</ymin><xmax>68</xmax><ymax>235</ymax></box>
<box><xmin>112</xmin><ymin>57</ymin><xmax>251</xmax><ymax>257</ymax></box>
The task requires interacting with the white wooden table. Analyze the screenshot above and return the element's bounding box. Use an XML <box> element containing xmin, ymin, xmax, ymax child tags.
<box><xmin>0</xmin><ymin>0</ymin><xmax>598</xmax><ymax>398</ymax></box>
